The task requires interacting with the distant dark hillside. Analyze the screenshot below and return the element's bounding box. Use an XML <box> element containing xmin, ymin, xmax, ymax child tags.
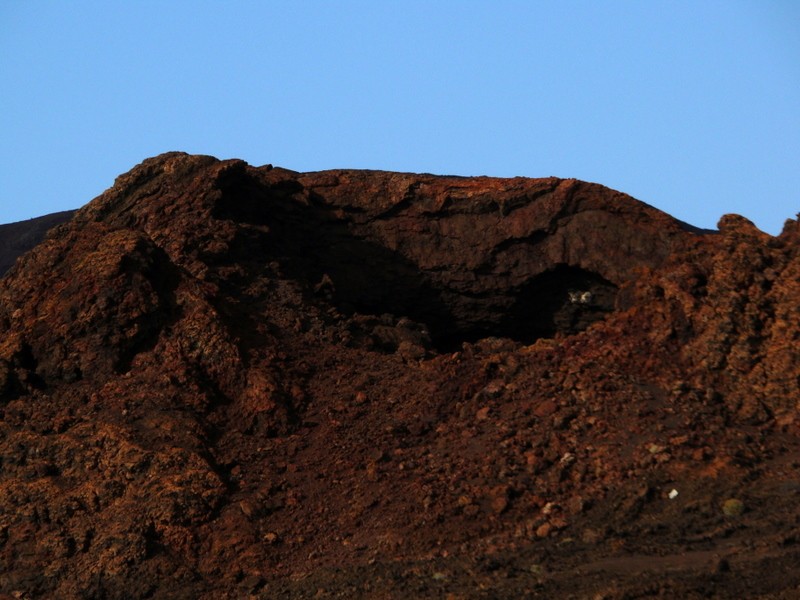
<box><xmin>0</xmin><ymin>210</ymin><xmax>76</xmax><ymax>276</ymax></box>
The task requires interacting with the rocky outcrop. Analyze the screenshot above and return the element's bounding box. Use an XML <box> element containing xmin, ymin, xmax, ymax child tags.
<box><xmin>0</xmin><ymin>152</ymin><xmax>798</xmax><ymax>598</ymax></box>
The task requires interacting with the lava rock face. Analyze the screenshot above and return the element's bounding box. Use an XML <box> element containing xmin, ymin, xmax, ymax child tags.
<box><xmin>1</xmin><ymin>152</ymin><xmax>799</xmax><ymax>598</ymax></box>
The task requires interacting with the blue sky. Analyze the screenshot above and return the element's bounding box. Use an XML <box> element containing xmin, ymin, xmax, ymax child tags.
<box><xmin>1</xmin><ymin>1</ymin><xmax>798</xmax><ymax>233</ymax></box>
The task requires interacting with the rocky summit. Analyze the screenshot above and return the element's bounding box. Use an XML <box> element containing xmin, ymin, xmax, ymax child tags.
<box><xmin>1</xmin><ymin>152</ymin><xmax>799</xmax><ymax>599</ymax></box>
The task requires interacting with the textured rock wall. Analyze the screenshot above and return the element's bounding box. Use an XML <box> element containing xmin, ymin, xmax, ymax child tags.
<box><xmin>0</xmin><ymin>153</ymin><xmax>798</xmax><ymax>598</ymax></box>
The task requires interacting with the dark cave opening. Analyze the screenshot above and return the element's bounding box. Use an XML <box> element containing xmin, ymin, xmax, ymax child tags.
<box><xmin>318</xmin><ymin>262</ymin><xmax>619</xmax><ymax>353</ymax></box>
<box><xmin>428</xmin><ymin>265</ymin><xmax>618</xmax><ymax>351</ymax></box>
<box><xmin>214</xmin><ymin>173</ymin><xmax>619</xmax><ymax>353</ymax></box>
<box><xmin>498</xmin><ymin>265</ymin><xmax>618</xmax><ymax>341</ymax></box>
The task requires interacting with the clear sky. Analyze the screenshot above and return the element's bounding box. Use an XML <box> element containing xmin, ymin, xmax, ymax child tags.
<box><xmin>1</xmin><ymin>1</ymin><xmax>798</xmax><ymax>233</ymax></box>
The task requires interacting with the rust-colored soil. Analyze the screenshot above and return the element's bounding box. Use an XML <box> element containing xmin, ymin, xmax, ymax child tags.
<box><xmin>1</xmin><ymin>153</ymin><xmax>799</xmax><ymax>598</ymax></box>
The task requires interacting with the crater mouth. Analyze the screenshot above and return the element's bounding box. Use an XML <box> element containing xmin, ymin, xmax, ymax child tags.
<box><xmin>214</xmin><ymin>172</ymin><xmax>621</xmax><ymax>352</ymax></box>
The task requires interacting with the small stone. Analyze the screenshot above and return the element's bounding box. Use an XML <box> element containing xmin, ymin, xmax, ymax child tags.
<box><xmin>567</xmin><ymin>496</ymin><xmax>587</xmax><ymax>513</ymax></box>
<box><xmin>722</xmin><ymin>498</ymin><xmax>745</xmax><ymax>517</ymax></box>
<box><xmin>534</xmin><ymin>399</ymin><xmax>557</xmax><ymax>417</ymax></box>
<box><xmin>529</xmin><ymin>563</ymin><xmax>544</xmax><ymax>576</ymax></box>
<box><xmin>369</xmin><ymin>448</ymin><xmax>388</xmax><ymax>462</ymax></box>
<box><xmin>483</xmin><ymin>380</ymin><xmax>505</xmax><ymax>397</ymax></box>
<box><xmin>491</xmin><ymin>495</ymin><xmax>509</xmax><ymax>514</ymax></box>
<box><xmin>239</xmin><ymin>500</ymin><xmax>257</xmax><ymax>518</ymax></box>
<box><xmin>463</xmin><ymin>504</ymin><xmax>480</xmax><ymax>517</ymax></box>
<box><xmin>536</xmin><ymin>523</ymin><xmax>552</xmax><ymax>538</ymax></box>
<box><xmin>240</xmin><ymin>574</ymin><xmax>265</xmax><ymax>592</ymax></box>
<box><xmin>263</xmin><ymin>532</ymin><xmax>280</xmax><ymax>544</ymax></box>
<box><xmin>559</xmin><ymin>452</ymin><xmax>576</xmax><ymax>466</ymax></box>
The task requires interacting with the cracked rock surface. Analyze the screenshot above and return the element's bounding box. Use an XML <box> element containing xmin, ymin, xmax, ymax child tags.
<box><xmin>1</xmin><ymin>152</ymin><xmax>799</xmax><ymax>598</ymax></box>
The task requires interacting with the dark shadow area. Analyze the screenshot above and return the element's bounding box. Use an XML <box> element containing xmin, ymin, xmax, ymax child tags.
<box><xmin>499</xmin><ymin>265</ymin><xmax>618</xmax><ymax>340</ymax></box>
<box><xmin>212</xmin><ymin>171</ymin><xmax>619</xmax><ymax>352</ymax></box>
<box><xmin>212</xmin><ymin>171</ymin><xmax>459</xmax><ymax>343</ymax></box>
<box><xmin>114</xmin><ymin>242</ymin><xmax>184</xmax><ymax>375</ymax></box>
<box><xmin>429</xmin><ymin>267</ymin><xmax>618</xmax><ymax>350</ymax></box>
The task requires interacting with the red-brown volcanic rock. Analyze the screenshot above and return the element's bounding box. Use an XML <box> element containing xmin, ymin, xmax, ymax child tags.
<box><xmin>1</xmin><ymin>152</ymin><xmax>799</xmax><ymax>598</ymax></box>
